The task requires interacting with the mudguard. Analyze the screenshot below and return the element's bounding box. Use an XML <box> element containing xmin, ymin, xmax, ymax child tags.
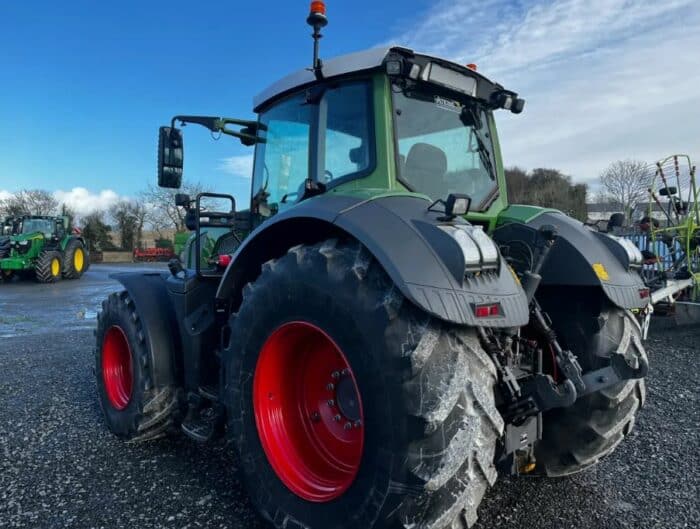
<box><xmin>110</xmin><ymin>272</ymin><xmax>182</xmax><ymax>387</ymax></box>
<box><xmin>216</xmin><ymin>194</ymin><xmax>529</xmax><ymax>327</ymax></box>
<box><xmin>494</xmin><ymin>210</ymin><xmax>648</xmax><ymax>309</ymax></box>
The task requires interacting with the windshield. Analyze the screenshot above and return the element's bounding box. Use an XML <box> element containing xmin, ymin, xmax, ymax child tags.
<box><xmin>21</xmin><ymin>219</ymin><xmax>54</xmax><ymax>237</ymax></box>
<box><xmin>393</xmin><ymin>86</ymin><xmax>498</xmax><ymax>210</ymax></box>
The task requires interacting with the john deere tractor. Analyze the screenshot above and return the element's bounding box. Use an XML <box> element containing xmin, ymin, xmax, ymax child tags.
<box><xmin>0</xmin><ymin>215</ymin><xmax>88</xmax><ymax>282</ymax></box>
<box><xmin>94</xmin><ymin>5</ymin><xmax>649</xmax><ymax>528</ymax></box>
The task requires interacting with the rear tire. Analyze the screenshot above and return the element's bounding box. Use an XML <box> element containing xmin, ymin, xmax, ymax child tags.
<box><xmin>224</xmin><ymin>239</ymin><xmax>503</xmax><ymax>529</ymax></box>
<box><xmin>535</xmin><ymin>300</ymin><xmax>647</xmax><ymax>476</ymax></box>
<box><xmin>62</xmin><ymin>238</ymin><xmax>87</xmax><ymax>279</ymax></box>
<box><xmin>95</xmin><ymin>291</ymin><xmax>182</xmax><ymax>441</ymax></box>
<box><xmin>35</xmin><ymin>250</ymin><xmax>62</xmax><ymax>283</ymax></box>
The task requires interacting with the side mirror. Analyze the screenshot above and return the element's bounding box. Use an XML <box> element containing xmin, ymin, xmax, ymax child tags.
<box><xmin>175</xmin><ymin>193</ymin><xmax>191</xmax><ymax>208</ymax></box>
<box><xmin>158</xmin><ymin>126</ymin><xmax>184</xmax><ymax>188</ymax></box>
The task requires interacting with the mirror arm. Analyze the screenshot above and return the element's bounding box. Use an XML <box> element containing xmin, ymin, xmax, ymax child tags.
<box><xmin>171</xmin><ymin>115</ymin><xmax>266</xmax><ymax>145</ymax></box>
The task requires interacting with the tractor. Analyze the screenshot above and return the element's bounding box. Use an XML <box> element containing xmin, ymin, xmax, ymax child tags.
<box><xmin>94</xmin><ymin>4</ymin><xmax>649</xmax><ymax>528</ymax></box>
<box><xmin>0</xmin><ymin>214</ymin><xmax>88</xmax><ymax>282</ymax></box>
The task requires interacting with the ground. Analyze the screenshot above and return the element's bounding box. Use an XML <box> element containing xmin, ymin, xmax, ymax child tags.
<box><xmin>0</xmin><ymin>264</ymin><xmax>698</xmax><ymax>529</ymax></box>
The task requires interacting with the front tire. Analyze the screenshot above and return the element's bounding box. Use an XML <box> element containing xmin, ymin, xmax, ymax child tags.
<box><xmin>224</xmin><ymin>239</ymin><xmax>503</xmax><ymax>529</ymax></box>
<box><xmin>95</xmin><ymin>291</ymin><xmax>182</xmax><ymax>441</ymax></box>
<box><xmin>535</xmin><ymin>296</ymin><xmax>647</xmax><ymax>476</ymax></box>
<box><xmin>62</xmin><ymin>239</ymin><xmax>87</xmax><ymax>279</ymax></box>
<box><xmin>35</xmin><ymin>250</ymin><xmax>62</xmax><ymax>283</ymax></box>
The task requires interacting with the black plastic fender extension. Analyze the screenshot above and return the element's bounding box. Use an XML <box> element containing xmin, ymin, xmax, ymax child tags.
<box><xmin>494</xmin><ymin>211</ymin><xmax>649</xmax><ymax>310</ymax></box>
<box><xmin>109</xmin><ymin>272</ymin><xmax>182</xmax><ymax>388</ymax></box>
<box><xmin>216</xmin><ymin>194</ymin><xmax>530</xmax><ymax>327</ymax></box>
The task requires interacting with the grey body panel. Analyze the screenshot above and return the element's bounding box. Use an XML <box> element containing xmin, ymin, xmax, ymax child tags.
<box><xmin>216</xmin><ymin>195</ymin><xmax>529</xmax><ymax>327</ymax></box>
<box><xmin>253</xmin><ymin>45</ymin><xmax>501</xmax><ymax>111</ymax></box>
<box><xmin>494</xmin><ymin>212</ymin><xmax>648</xmax><ymax>309</ymax></box>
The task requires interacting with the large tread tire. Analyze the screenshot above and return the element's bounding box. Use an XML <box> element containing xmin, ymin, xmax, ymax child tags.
<box><xmin>35</xmin><ymin>250</ymin><xmax>63</xmax><ymax>283</ymax></box>
<box><xmin>95</xmin><ymin>291</ymin><xmax>183</xmax><ymax>442</ymax></box>
<box><xmin>224</xmin><ymin>239</ymin><xmax>503</xmax><ymax>529</ymax></box>
<box><xmin>62</xmin><ymin>238</ymin><xmax>87</xmax><ymax>279</ymax></box>
<box><xmin>0</xmin><ymin>237</ymin><xmax>10</xmax><ymax>259</ymax></box>
<box><xmin>536</xmin><ymin>304</ymin><xmax>647</xmax><ymax>477</ymax></box>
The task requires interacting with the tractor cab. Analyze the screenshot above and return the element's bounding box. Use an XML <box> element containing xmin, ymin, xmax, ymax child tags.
<box><xmin>248</xmin><ymin>47</ymin><xmax>524</xmax><ymax>223</ymax></box>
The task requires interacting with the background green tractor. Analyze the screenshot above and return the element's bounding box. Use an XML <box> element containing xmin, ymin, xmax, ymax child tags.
<box><xmin>93</xmin><ymin>4</ymin><xmax>649</xmax><ymax>529</ymax></box>
<box><xmin>0</xmin><ymin>215</ymin><xmax>88</xmax><ymax>283</ymax></box>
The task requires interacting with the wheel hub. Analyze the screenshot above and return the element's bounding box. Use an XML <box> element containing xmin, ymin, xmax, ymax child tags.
<box><xmin>253</xmin><ymin>321</ymin><xmax>364</xmax><ymax>503</ymax></box>
<box><xmin>334</xmin><ymin>373</ymin><xmax>361</xmax><ymax>423</ymax></box>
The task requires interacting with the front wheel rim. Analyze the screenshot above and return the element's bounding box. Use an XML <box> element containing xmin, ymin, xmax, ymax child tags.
<box><xmin>51</xmin><ymin>258</ymin><xmax>60</xmax><ymax>277</ymax></box>
<box><xmin>74</xmin><ymin>248</ymin><xmax>84</xmax><ymax>271</ymax></box>
<box><xmin>253</xmin><ymin>321</ymin><xmax>364</xmax><ymax>502</ymax></box>
<box><xmin>102</xmin><ymin>326</ymin><xmax>133</xmax><ymax>410</ymax></box>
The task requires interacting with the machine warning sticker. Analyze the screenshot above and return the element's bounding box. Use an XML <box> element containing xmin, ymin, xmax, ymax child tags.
<box><xmin>592</xmin><ymin>263</ymin><xmax>610</xmax><ymax>281</ymax></box>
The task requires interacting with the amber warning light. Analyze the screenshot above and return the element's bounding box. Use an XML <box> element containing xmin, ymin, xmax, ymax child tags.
<box><xmin>310</xmin><ymin>1</ymin><xmax>326</xmax><ymax>15</ymax></box>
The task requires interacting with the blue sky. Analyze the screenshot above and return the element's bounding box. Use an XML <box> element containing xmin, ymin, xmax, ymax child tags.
<box><xmin>1</xmin><ymin>0</ymin><xmax>699</xmax><ymax>213</ymax></box>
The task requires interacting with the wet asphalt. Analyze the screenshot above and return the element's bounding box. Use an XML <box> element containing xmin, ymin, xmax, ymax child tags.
<box><xmin>0</xmin><ymin>264</ymin><xmax>698</xmax><ymax>529</ymax></box>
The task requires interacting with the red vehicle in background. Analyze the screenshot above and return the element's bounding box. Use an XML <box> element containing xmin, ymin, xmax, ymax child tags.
<box><xmin>133</xmin><ymin>247</ymin><xmax>174</xmax><ymax>262</ymax></box>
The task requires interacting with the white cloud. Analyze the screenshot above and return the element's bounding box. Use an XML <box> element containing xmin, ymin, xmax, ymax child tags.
<box><xmin>390</xmin><ymin>0</ymin><xmax>700</xmax><ymax>182</ymax></box>
<box><xmin>218</xmin><ymin>154</ymin><xmax>254</xmax><ymax>178</ymax></box>
<box><xmin>52</xmin><ymin>187</ymin><xmax>123</xmax><ymax>216</ymax></box>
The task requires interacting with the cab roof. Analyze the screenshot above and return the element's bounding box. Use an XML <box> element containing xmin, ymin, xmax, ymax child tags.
<box><xmin>253</xmin><ymin>45</ymin><xmax>500</xmax><ymax>112</ymax></box>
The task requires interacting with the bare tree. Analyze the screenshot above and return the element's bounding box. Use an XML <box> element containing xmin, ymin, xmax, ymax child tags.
<box><xmin>599</xmin><ymin>160</ymin><xmax>650</xmax><ymax>221</ymax></box>
<box><xmin>141</xmin><ymin>181</ymin><xmax>209</xmax><ymax>235</ymax></box>
<box><xmin>109</xmin><ymin>199</ymin><xmax>147</xmax><ymax>251</ymax></box>
<box><xmin>0</xmin><ymin>189</ymin><xmax>59</xmax><ymax>216</ymax></box>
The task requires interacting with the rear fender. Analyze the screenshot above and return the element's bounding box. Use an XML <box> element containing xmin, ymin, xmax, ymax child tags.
<box><xmin>110</xmin><ymin>272</ymin><xmax>182</xmax><ymax>387</ymax></box>
<box><xmin>494</xmin><ymin>211</ymin><xmax>648</xmax><ymax>309</ymax></box>
<box><xmin>216</xmin><ymin>194</ymin><xmax>529</xmax><ymax>327</ymax></box>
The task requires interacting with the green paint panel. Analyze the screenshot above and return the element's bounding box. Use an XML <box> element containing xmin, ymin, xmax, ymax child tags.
<box><xmin>497</xmin><ymin>204</ymin><xmax>562</xmax><ymax>226</ymax></box>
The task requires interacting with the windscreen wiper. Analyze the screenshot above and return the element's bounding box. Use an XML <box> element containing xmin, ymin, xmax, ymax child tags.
<box><xmin>461</xmin><ymin>107</ymin><xmax>496</xmax><ymax>181</ymax></box>
<box><xmin>473</xmin><ymin>132</ymin><xmax>496</xmax><ymax>182</ymax></box>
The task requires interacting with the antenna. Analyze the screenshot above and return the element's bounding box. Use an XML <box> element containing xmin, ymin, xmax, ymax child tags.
<box><xmin>307</xmin><ymin>1</ymin><xmax>328</xmax><ymax>80</ymax></box>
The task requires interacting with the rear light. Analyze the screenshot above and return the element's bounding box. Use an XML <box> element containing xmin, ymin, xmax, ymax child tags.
<box><xmin>216</xmin><ymin>254</ymin><xmax>232</xmax><ymax>268</ymax></box>
<box><xmin>639</xmin><ymin>288</ymin><xmax>650</xmax><ymax>299</ymax></box>
<box><xmin>474</xmin><ymin>303</ymin><xmax>501</xmax><ymax>318</ymax></box>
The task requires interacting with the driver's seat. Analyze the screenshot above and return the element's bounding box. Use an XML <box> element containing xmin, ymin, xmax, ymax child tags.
<box><xmin>404</xmin><ymin>143</ymin><xmax>447</xmax><ymax>192</ymax></box>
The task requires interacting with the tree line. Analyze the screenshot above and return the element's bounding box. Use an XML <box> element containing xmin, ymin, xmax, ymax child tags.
<box><xmin>0</xmin><ymin>182</ymin><xmax>207</xmax><ymax>252</ymax></box>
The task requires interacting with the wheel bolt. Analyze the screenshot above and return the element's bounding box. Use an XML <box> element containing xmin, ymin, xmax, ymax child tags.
<box><xmin>354</xmin><ymin>420</ymin><xmax>362</xmax><ymax>428</ymax></box>
<box><xmin>327</xmin><ymin>399</ymin><xmax>335</xmax><ymax>407</ymax></box>
<box><xmin>341</xmin><ymin>368</ymin><xmax>350</xmax><ymax>376</ymax></box>
<box><xmin>331</xmin><ymin>371</ymin><xmax>340</xmax><ymax>380</ymax></box>
<box><xmin>310</xmin><ymin>412</ymin><xmax>320</xmax><ymax>423</ymax></box>
<box><xmin>326</xmin><ymin>383</ymin><xmax>335</xmax><ymax>391</ymax></box>
<box><xmin>333</xmin><ymin>414</ymin><xmax>341</xmax><ymax>422</ymax></box>
<box><xmin>344</xmin><ymin>422</ymin><xmax>352</xmax><ymax>431</ymax></box>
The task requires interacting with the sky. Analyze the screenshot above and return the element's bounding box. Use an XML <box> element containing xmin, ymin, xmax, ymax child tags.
<box><xmin>1</xmin><ymin>0</ymin><xmax>699</xmax><ymax>214</ymax></box>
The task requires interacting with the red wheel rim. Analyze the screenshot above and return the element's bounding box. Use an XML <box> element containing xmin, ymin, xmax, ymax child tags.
<box><xmin>102</xmin><ymin>325</ymin><xmax>133</xmax><ymax>410</ymax></box>
<box><xmin>253</xmin><ymin>321</ymin><xmax>364</xmax><ymax>502</ymax></box>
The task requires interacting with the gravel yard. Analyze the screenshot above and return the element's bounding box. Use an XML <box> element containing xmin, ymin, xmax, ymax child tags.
<box><xmin>0</xmin><ymin>265</ymin><xmax>698</xmax><ymax>528</ymax></box>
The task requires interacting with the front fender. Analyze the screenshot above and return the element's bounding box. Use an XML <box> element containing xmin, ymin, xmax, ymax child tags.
<box><xmin>216</xmin><ymin>194</ymin><xmax>529</xmax><ymax>327</ymax></box>
<box><xmin>110</xmin><ymin>272</ymin><xmax>182</xmax><ymax>387</ymax></box>
<box><xmin>494</xmin><ymin>211</ymin><xmax>648</xmax><ymax>309</ymax></box>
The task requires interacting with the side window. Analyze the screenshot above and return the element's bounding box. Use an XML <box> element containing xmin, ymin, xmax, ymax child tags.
<box><xmin>322</xmin><ymin>82</ymin><xmax>373</xmax><ymax>184</ymax></box>
<box><xmin>252</xmin><ymin>93</ymin><xmax>311</xmax><ymax>216</ymax></box>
